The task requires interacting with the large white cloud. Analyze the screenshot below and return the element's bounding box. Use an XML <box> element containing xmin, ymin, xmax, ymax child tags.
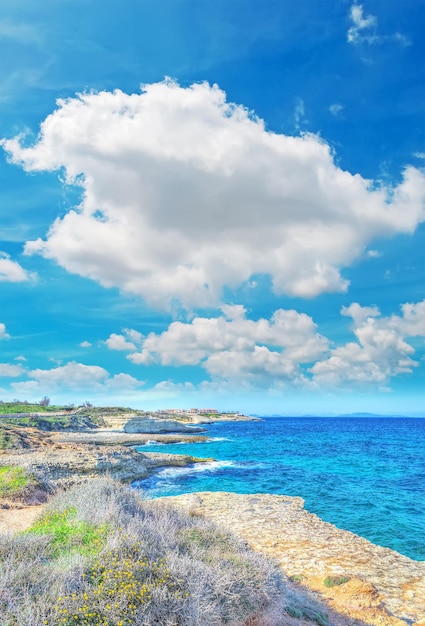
<box><xmin>124</xmin><ymin>306</ymin><xmax>328</xmax><ymax>385</ymax></box>
<box><xmin>114</xmin><ymin>300</ymin><xmax>425</xmax><ymax>388</ymax></box>
<box><xmin>128</xmin><ymin>306</ymin><xmax>327</xmax><ymax>370</ymax></box>
<box><xmin>2</xmin><ymin>80</ymin><xmax>425</xmax><ymax>308</ymax></box>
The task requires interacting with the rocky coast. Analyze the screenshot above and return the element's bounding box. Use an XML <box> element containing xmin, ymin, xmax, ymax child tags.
<box><xmin>1</xmin><ymin>411</ymin><xmax>424</xmax><ymax>626</ymax></box>
<box><xmin>0</xmin><ymin>425</ymin><xmax>211</xmax><ymax>492</ymax></box>
<box><xmin>162</xmin><ymin>491</ymin><xmax>425</xmax><ymax>626</ymax></box>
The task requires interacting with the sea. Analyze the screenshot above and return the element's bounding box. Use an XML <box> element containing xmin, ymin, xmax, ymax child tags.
<box><xmin>133</xmin><ymin>417</ymin><xmax>425</xmax><ymax>562</ymax></box>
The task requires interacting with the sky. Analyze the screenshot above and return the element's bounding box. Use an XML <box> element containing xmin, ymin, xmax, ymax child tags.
<box><xmin>0</xmin><ymin>0</ymin><xmax>424</xmax><ymax>415</ymax></box>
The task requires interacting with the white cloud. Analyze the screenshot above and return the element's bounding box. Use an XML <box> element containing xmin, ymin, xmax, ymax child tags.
<box><xmin>127</xmin><ymin>298</ymin><xmax>425</xmax><ymax>389</ymax></box>
<box><xmin>366</xmin><ymin>249</ymin><xmax>381</xmax><ymax>258</ymax></box>
<box><xmin>0</xmin><ymin>252</ymin><xmax>32</xmax><ymax>282</ymax></box>
<box><xmin>0</xmin><ymin>323</ymin><xmax>9</xmax><ymax>340</ymax></box>
<box><xmin>347</xmin><ymin>4</ymin><xmax>378</xmax><ymax>44</ymax></box>
<box><xmin>311</xmin><ymin>300</ymin><xmax>425</xmax><ymax>385</ymax></box>
<box><xmin>14</xmin><ymin>355</ymin><xmax>26</xmax><ymax>361</ymax></box>
<box><xmin>10</xmin><ymin>380</ymin><xmax>41</xmax><ymax>395</ymax></box>
<box><xmin>391</xmin><ymin>300</ymin><xmax>425</xmax><ymax>336</ymax></box>
<box><xmin>123</xmin><ymin>328</ymin><xmax>144</xmax><ymax>344</ymax></box>
<box><xmin>0</xmin><ymin>20</ymin><xmax>41</xmax><ymax>44</ymax></box>
<box><xmin>392</xmin><ymin>32</ymin><xmax>411</xmax><ymax>47</ymax></box>
<box><xmin>152</xmin><ymin>380</ymin><xmax>195</xmax><ymax>393</ymax></box>
<box><xmin>0</xmin><ymin>363</ymin><xmax>24</xmax><ymax>377</ymax></box>
<box><xmin>127</xmin><ymin>307</ymin><xmax>328</xmax><ymax>385</ymax></box>
<box><xmin>79</xmin><ymin>341</ymin><xmax>92</xmax><ymax>348</ymax></box>
<box><xmin>11</xmin><ymin>361</ymin><xmax>145</xmax><ymax>395</ymax></box>
<box><xmin>294</xmin><ymin>97</ymin><xmax>307</xmax><ymax>131</ymax></box>
<box><xmin>329</xmin><ymin>103</ymin><xmax>344</xmax><ymax>118</ymax></box>
<box><xmin>2</xmin><ymin>81</ymin><xmax>425</xmax><ymax>308</ymax></box>
<box><xmin>28</xmin><ymin>361</ymin><xmax>109</xmax><ymax>388</ymax></box>
<box><xmin>104</xmin><ymin>332</ymin><xmax>137</xmax><ymax>351</ymax></box>
<box><xmin>347</xmin><ymin>5</ymin><xmax>409</xmax><ymax>47</ymax></box>
<box><xmin>104</xmin><ymin>373</ymin><xmax>144</xmax><ymax>390</ymax></box>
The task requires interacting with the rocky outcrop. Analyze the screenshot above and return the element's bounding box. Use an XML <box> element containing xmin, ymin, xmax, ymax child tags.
<box><xmin>50</xmin><ymin>430</ymin><xmax>208</xmax><ymax>446</ymax></box>
<box><xmin>123</xmin><ymin>418</ymin><xmax>205</xmax><ymax>434</ymax></box>
<box><xmin>0</xmin><ymin>445</ymin><xmax>211</xmax><ymax>490</ymax></box>
<box><xmin>0</xmin><ymin>445</ymin><xmax>203</xmax><ymax>490</ymax></box>
<box><xmin>161</xmin><ymin>491</ymin><xmax>425</xmax><ymax>626</ymax></box>
<box><xmin>0</xmin><ymin>424</ymin><xmax>212</xmax><ymax>491</ymax></box>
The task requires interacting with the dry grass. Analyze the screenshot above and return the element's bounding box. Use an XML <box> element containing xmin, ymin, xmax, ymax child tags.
<box><xmin>0</xmin><ymin>477</ymin><xmax>332</xmax><ymax>626</ymax></box>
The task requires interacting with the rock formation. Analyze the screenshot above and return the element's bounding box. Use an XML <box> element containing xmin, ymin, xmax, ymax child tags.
<box><xmin>123</xmin><ymin>417</ymin><xmax>205</xmax><ymax>434</ymax></box>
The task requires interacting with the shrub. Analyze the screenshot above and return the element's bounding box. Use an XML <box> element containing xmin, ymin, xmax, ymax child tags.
<box><xmin>0</xmin><ymin>477</ymin><xmax>332</xmax><ymax>626</ymax></box>
<box><xmin>323</xmin><ymin>575</ymin><xmax>351</xmax><ymax>588</ymax></box>
<box><xmin>48</xmin><ymin>547</ymin><xmax>188</xmax><ymax>625</ymax></box>
<box><xmin>288</xmin><ymin>574</ymin><xmax>304</xmax><ymax>583</ymax></box>
<box><xmin>285</xmin><ymin>605</ymin><xmax>329</xmax><ymax>625</ymax></box>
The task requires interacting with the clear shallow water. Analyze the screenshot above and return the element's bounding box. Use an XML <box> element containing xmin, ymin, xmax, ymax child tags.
<box><xmin>133</xmin><ymin>417</ymin><xmax>425</xmax><ymax>561</ymax></box>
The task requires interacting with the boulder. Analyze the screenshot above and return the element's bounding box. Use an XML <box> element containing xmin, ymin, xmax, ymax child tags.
<box><xmin>123</xmin><ymin>418</ymin><xmax>205</xmax><ymax>434</ymax></box>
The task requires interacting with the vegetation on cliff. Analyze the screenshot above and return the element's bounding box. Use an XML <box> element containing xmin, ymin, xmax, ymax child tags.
<box><xmin>0</xmin><ymin>477</ymin><xmax>330</xmax><ymax>626</ymax></box>
<box><xmin>0</xmin><ymin>401</ymin><xmax>62</xmax><ymax>414</ymax></box>
<box><xmin>0</xmin><ymin>464</ymin><xmax>48</xmax><ymax>505</ymax></box>
<box><xmin>0</xmin><ymin>466</ymin><xmax>35</xmax><ymax>499</ymax></box>
<box><xmin>1</xmin><ymin>415</ymin><xmax>105</xmax><ymax>432</ymax></box>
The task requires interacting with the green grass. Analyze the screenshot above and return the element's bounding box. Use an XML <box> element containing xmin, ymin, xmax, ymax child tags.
<box><xmin>10</xmin><ymin>416</ymin><xmax>73</xmax><ymax>429</ymax></box>
<box><xmin>0</xmin><ymin>465</ymin><xmax>33</xmax><ymax>498</ymax></box>
<box><xmin>289</xmin><ymin>574</ymin><xmax>304</xmax><ymax>582</ymax></box>
<box><xmin>26</xmin><ymin>507</ymin><xmax>109</xmax><ymax>557</ymax></box>
<box><xmin>1</xmin><ymin>414</ymin><xmax>104</xmax><ymax>431</ymax></box>
<box><xmin>323</xmin><ymin>575</ymin><xmax>351</xmax><ymax>588</ymax></box>
<box><xmin>0</xmin><ymin>402</ymin><xmax>63</xmax><ymax>414</ymax></box>
<box><xmin>285</xmin><ymin>605</ymin><xmax>329</xmax><ymax>625</ymax></box>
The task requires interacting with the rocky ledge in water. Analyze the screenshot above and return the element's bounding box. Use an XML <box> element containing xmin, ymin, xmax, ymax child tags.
<box><xmin>161</xmin><ymin>491</ymin><xmax>425</xmax><ymax>626</ymax></box>
<box><xmin>123</xmin><ymin>417</ymin><xmax>206</xmax><ymax>434</ymax></box>
<box><xmin>49</xmin><ymin>429</ymin><xmax>208</xmax><ymax>446</ymax></box>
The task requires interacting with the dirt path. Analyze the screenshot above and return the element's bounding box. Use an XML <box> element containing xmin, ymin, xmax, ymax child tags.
<box><xmin>0</xmin><ymin>503</ymin><xmax>45</xmax><ymax>534</ymax></box>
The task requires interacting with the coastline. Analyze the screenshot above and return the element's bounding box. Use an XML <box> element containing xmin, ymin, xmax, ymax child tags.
<box><xmin>160</xmin><ymin>491</ymin><xmax>425</xmax><ymax>626</ymax></box>
<box><xmin>1</xmin><ymin>418</ymin><xmax>424</xmax><ymax>625</ymax></box>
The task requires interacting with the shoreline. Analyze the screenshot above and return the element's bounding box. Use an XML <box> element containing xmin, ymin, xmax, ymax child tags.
<box><xmin>1</xmin><ymin>422</ymin><xmax>425</xmax><ymax>625</ymax></box>
<box><xmin>160</xmin><ymin>491</ymin><xmax>425</xmax><ymax>625</ymax></box>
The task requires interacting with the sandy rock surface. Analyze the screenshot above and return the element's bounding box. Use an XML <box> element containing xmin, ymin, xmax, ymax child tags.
<box><xmin>161</xmin><ymin>491</ymin><xmax>425</xmax><ymax>626</ymax></box>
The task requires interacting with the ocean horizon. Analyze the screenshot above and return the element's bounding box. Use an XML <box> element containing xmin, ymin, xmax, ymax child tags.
<box><xmin>134</xmin><ymin>416</ymin><xmax>425</xmax><ymax>562</ymax></box>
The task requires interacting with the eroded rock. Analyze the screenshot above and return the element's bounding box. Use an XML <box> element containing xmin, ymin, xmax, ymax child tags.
<box><xmin>123</xmin><ymin>418</ymin><xmax>205</xmax><ymax>434</ymax></box>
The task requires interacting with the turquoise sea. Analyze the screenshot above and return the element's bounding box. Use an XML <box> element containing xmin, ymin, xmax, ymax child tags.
<box><xmin>133</xmin><ymin>417</ymin><xmax>425</xmax><ymax>561</ymax></box>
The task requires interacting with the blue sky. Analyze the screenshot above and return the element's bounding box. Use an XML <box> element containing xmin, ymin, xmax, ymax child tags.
<box><xmin>0</xmin><ymin>0</ymin><xmax>424</xmax><ymax>415</ymax></box>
